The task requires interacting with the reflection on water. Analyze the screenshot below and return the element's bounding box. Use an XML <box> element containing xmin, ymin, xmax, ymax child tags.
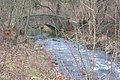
<box><xmin>35</xmin><ymin>37</ymin><xmax>120</xmax><ymax>80</ymax></box>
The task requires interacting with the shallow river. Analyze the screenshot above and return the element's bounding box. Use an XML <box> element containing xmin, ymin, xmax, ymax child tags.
<box><xmin>35</xmin><ymin>36</ymin><xmax>120</xmax><ymax>80</ymax></box>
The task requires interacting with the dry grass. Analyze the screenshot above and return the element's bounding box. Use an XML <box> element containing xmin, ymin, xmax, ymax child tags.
<box><xmin>0</xmin><ymin>42</ymin><xmax>60</xmax><ymax>80</ymax></box>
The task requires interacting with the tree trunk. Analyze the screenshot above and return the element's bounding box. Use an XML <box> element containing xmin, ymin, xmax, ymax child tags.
<box><xmin>56</xmin><ymin>0</ymin><xmax>61</xmax><ymax>15</ymax></box>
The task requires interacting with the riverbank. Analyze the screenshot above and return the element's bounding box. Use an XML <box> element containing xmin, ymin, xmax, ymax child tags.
<box><xmin>0</xmin><ymin>41</ymin><xmax>68</xmax><ymax>80</ymax></box>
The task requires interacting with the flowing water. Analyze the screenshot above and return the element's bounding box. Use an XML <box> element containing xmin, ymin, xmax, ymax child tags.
<box><xmin>35</xmin><ymin>35</ymin><xmax>120</xmax><ymax>80</ymax></box>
